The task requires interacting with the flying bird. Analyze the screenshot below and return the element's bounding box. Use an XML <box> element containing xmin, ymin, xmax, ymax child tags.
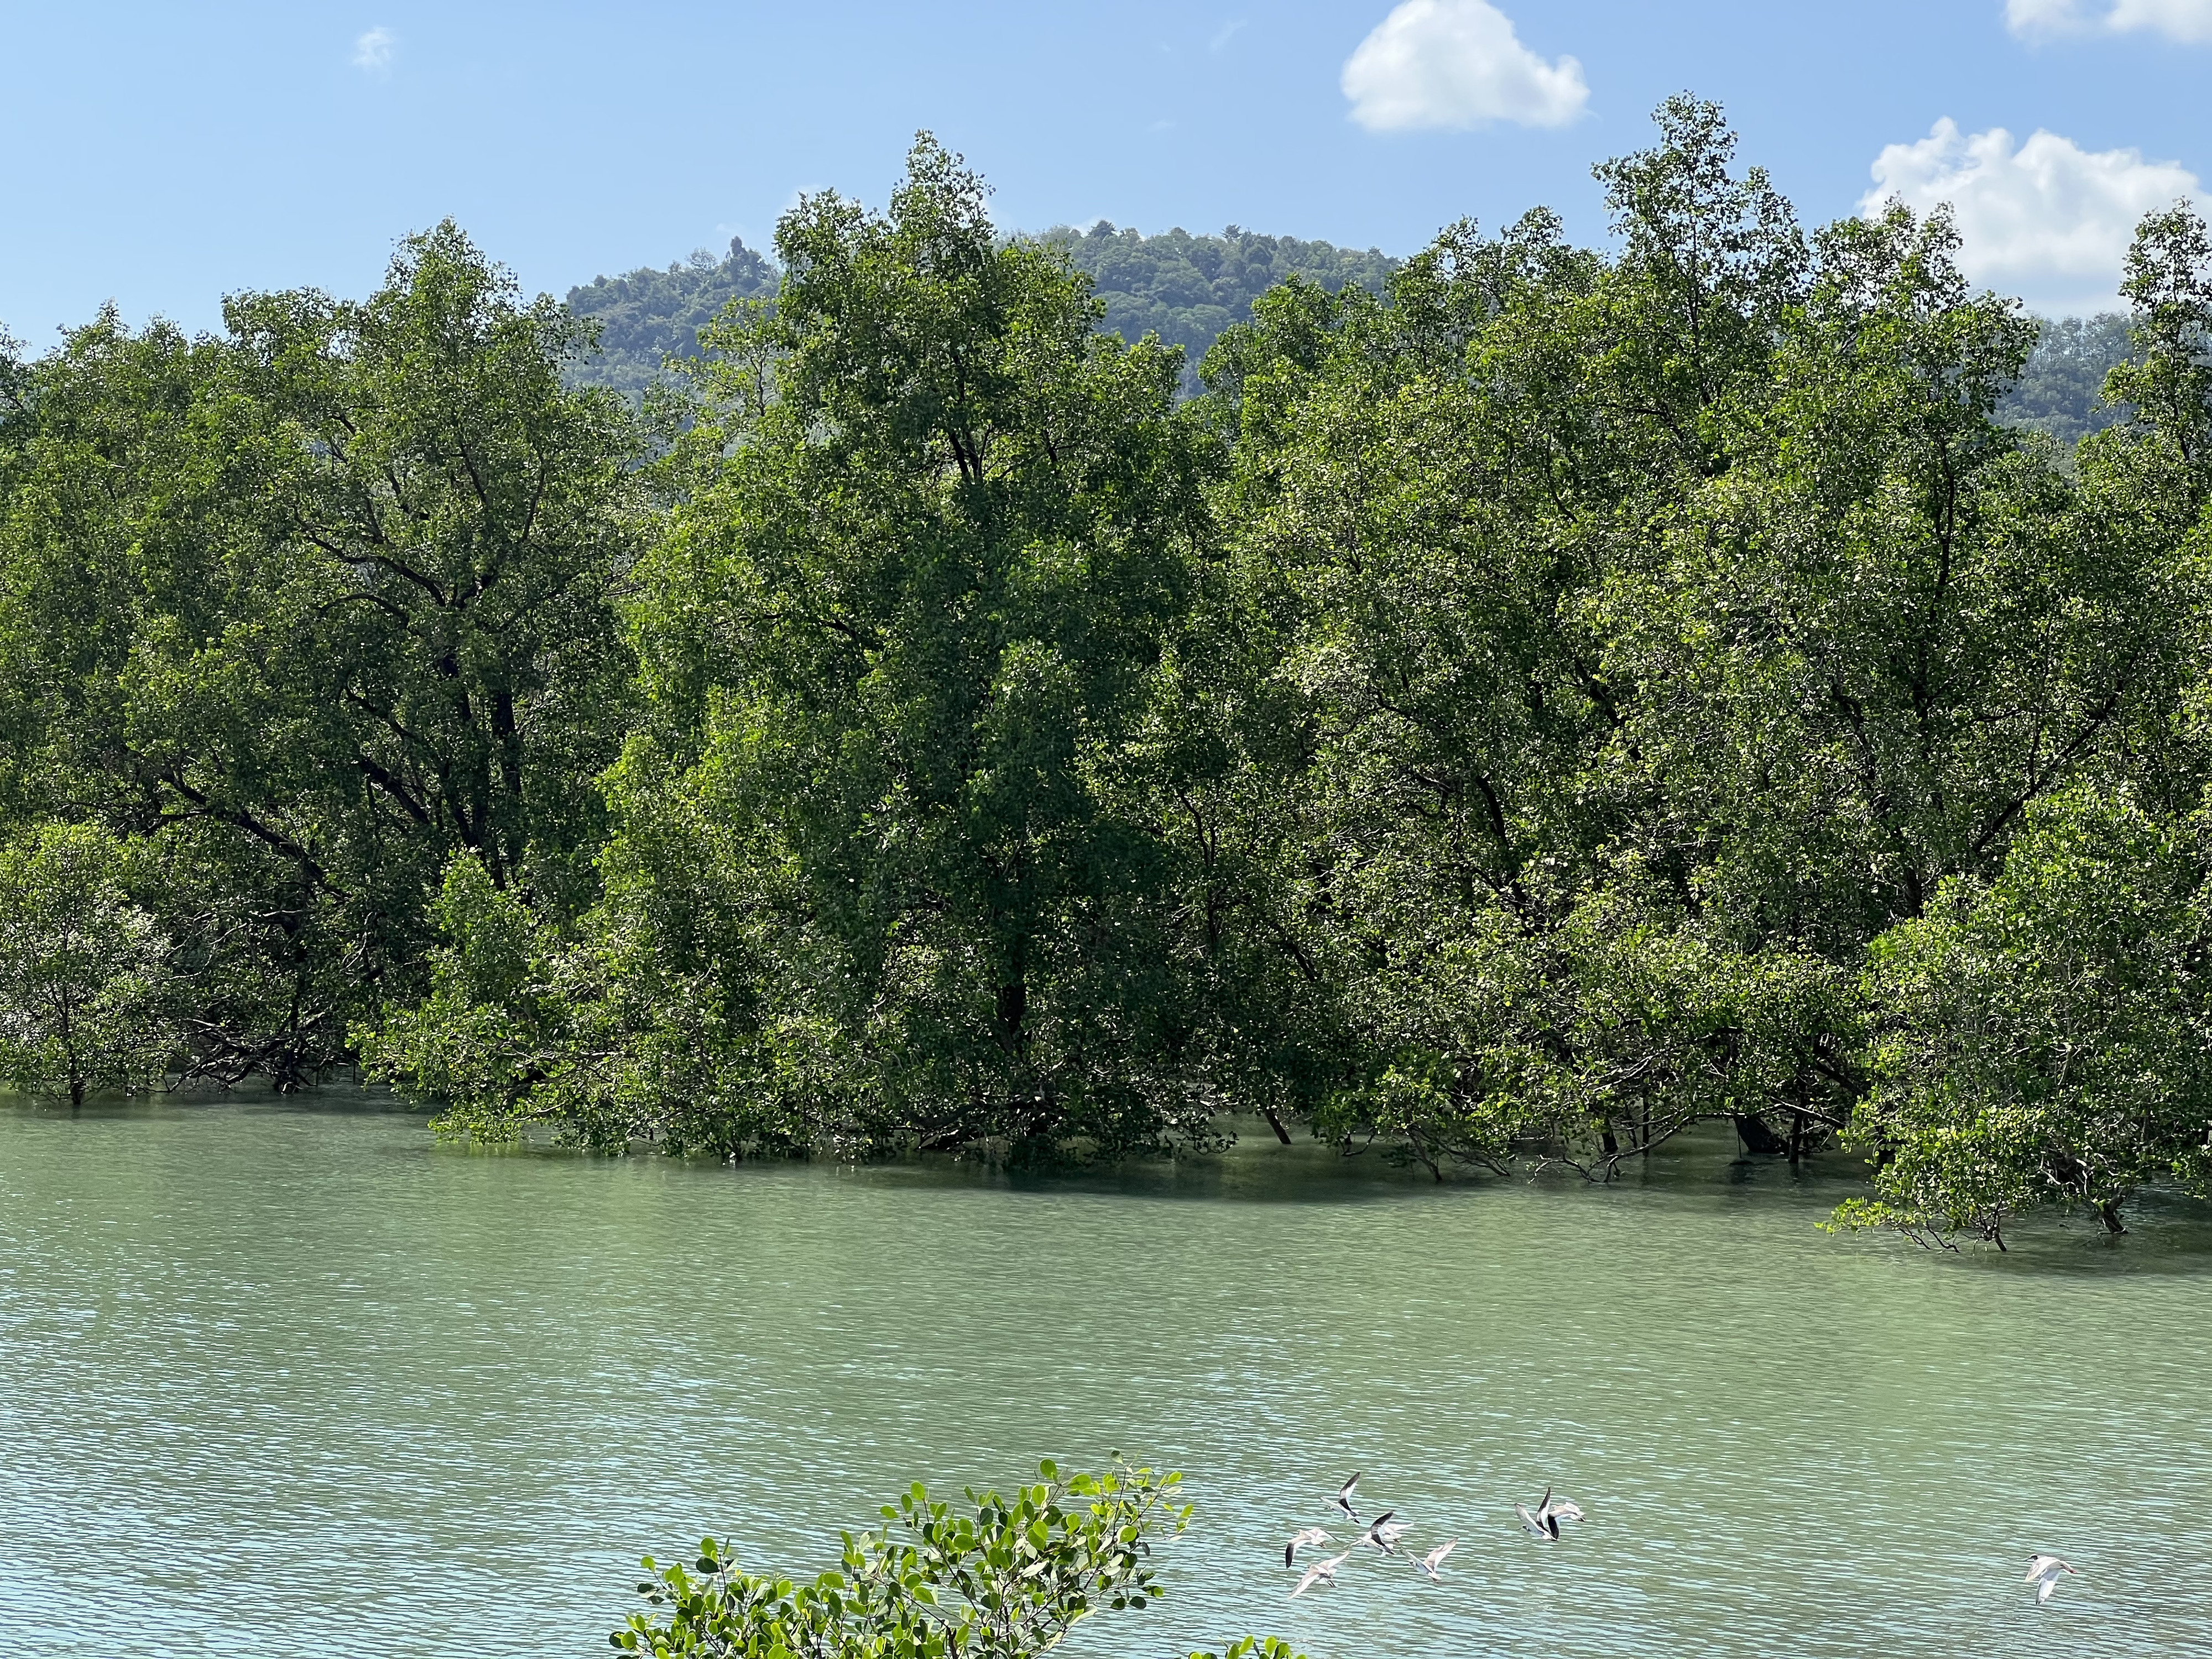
<box><xmin>1332</xmin><ymin>1473</ymin><xmax>1361</xmax><ymax>1522</ymax></box>
<box><xmin>1514</xmin><ymin>1486</ymin><xmax>1583</xmax><ymax>1541</ymax></box>
<box><xmin>1363</xmin><ymin>1511</ymin><xmax>1408</xmax><ymax>1554</ymax></box>
<box><xmin>2025</xmin><ymin>1555</ymin><xmax>2078</xmax><ymax>1604</ymax></box>
<box><xmin>1284</xmin><ymin>1528</ymin><xmax>1333</xmax><ymax>1568</ymax></box>
<box><xmin>1290</xmin><ymin>1550</ymin><xmax>1352</xmax><ymax>1599</ymax></box>
<box><xmin>1413</xmin><ymin>1539</ymin><xmax>1458</xmax><ymax>1583</ymax></box>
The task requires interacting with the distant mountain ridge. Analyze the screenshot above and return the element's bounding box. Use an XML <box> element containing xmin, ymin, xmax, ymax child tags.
<box><xmin>1995</xmin><ymin>313</ymin><xmax>2135</xmax><ymax>451</ymax></box>
<box><xmin>565</xmin><ymin>222</ymin><xmax>1399</xmax><ymax>397</ymax></box>
<box><xmin>1035</xmin><ymin>221</ymin><xmax>1399</xmax><ymax>392</ymax></box>
<box><xmin>562</xmin><ymin>238</ymin><xmax>780</xmax><ymax>399</ymax></box>
<box><xmin>565</xmin><ymin>227</ymin><xmax>2137</xmax><ymax>436</ymax></box>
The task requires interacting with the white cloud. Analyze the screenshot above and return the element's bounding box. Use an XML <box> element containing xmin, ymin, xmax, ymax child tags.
<box><xmin>2006</xmin><ymin>0</ymin><xmax>2212</xmax><ymax>41</ymax></box>
<box><xmin>2005</xmin><ymin>0</ymin><xmax>2079</xmax><ymax>30</ymax></box>
<box><xmin>1864</xmin><ymin>118</ymin><xmax>2200</xmax><ymax>312</ymax></box>
<box><xmin>1342</xmin><ymin>0</ymin><xmax>1588</xmax><ymax>132</ymax></box>
<box><xmin>2108</xmin><ymin>0</ymin><xmax>2212</xmax><ymax>36</ymax></box>
<box><xmin>352</xmin><ymin>27</ymin><xmax>397</xmax><ymax>71</ymax></box>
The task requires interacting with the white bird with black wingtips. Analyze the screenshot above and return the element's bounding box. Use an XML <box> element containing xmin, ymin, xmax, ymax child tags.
<box><xmin>1514</xmin><ymin>1486</ymin><xmax>1583</xmax><ymax>1541</ymax></box>
<box><xmin>2025</xmin><ymin>1555</ymin><xmax>2078</xmax><ymax>1604</ymax></box>
<box><xmin>1331</xmin><ymin>1473</ymin><xmax>1361</xmax><ymax>1523</ymax></box>
<box><xmin>1361</xmin><ymin>1511</ymin><xmax>1408</xmax><ymax>1554</ymax></box>
<box><xmin>1284</xmin><ymin>1528</ymin><xmax>1333</xmax><ymax>1569</ymax></box>
<box><xmin>1290</xmin><ymin>1550</ymin><xmax>1351</xmax><ymax>1599</ymax></box>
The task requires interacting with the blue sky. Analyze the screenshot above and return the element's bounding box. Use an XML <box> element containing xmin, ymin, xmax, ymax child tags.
<box><xmin>2</xmin><ymin>0</ymin><xmax>2207</xmax><ymax>341</ymax></box>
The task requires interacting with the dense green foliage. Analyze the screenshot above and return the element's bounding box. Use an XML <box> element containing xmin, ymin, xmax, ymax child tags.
<box><xmin>567</xmin><ymin>223</ymin><xmax>1395</xmax><ymax>400</ymax></box>
<box><xmin>610</xmin><ymin>1459</ymin><xmax>1299</xmax><ymax>1659</ymax></box>
<box><xmin>0</xmin><ymin>821</ymin><xmax>174</xmax><ymax>1105</ymax></box>
<box><xmin>7</xmin><ymin>104</ymin><xmax>2212</xmax><ymax>1243</ymax></box>
<box><xmin>0</xmin><ymin>221</ymin><xmax>655</xmax><ymax>1087</ymax></box>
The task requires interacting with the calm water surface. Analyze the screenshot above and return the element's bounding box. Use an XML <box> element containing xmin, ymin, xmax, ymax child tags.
<box><xmin>3</xmin><ymin>1093</ymin><xmax>2210</xmax><ymax>1657</ymax></box>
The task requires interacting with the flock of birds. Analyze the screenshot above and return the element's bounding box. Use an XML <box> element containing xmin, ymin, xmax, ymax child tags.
<box><xmin>1280</xmin><ymin>1473</ymin><xmax>2081</xmax><ymax>1610</ymax></box>
<box><xmin>1282</xmin><ymin>1473</ymin><xmax>1582</xmax><ymax>1599</ymax></box>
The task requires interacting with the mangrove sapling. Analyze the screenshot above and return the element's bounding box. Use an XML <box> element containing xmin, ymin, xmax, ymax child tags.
<box><xmin>0</xmin><ymin>822</ymin><xmax>178</xmax><ymax>1104</ymax></box>
<box><xmin>611</xmin><ymin>1458</ymin><xmax>1303</xmax><ymax>1659</ymax></box>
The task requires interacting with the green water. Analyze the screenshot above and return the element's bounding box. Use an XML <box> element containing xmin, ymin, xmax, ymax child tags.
<box><xmin>3</xmin><ymin>1093</ymin><xmax>2209</xmax><ymax>1657</ymax></box>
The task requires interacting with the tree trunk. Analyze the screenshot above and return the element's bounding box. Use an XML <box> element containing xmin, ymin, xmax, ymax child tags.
<box><xmin>1260</xmin><ymin>1107</ymin><xmax>1293</xmax><ymax>1146</ymax></box>
<box><xmin>2098</xmin><ymin>1199</ymin><xmax>2128</xmax><ymax>1236</ymax></box>
<box><xmin>1731</xmin><ymin>1112</ymin><xmax>1789</xmax><ymax>1155</ymax></box>
<box><xmin>994</xmin><ymin>979</ymin><xmax>1027</xmax><ymax>1053</ymax></box>
<box><xmin>1406</xmin><ymin>1124</ymin><xmax>1443</xmax><ymax>1183</ymax></box>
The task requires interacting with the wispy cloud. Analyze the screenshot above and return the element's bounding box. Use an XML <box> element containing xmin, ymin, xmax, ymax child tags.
<box><xmin>1342</xmin><ymin>0</ymin><xmax>1587</xmax><ymax>132</ymax></box>
<box><xmin>1210</xmin><ymin>19</ymin><xmax>1246</xmax><ymax>53</ymax></box>
<box><xmin>2006</xmin><ymin>0</ymin><xmax>2212</xmax><ymax>42</ymax></box>
<box><xmin>352</xmin><ymin>26</ymin><xmax>397</xmax><ymax>72</ymax></box>
<box><xmin>1864</xmin><ymin>118</ymin><xmax>2201</xmax><ymax>311</ymax></box>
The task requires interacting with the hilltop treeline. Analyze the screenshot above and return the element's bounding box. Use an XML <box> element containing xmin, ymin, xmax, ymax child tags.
<box><xmin>568</xmin><ymin>221</ymin><xmax>1397</xmax><ymax>398</ymax></box>
<box><xmin>6</xmin><ymin>100</ymin><xmax>2212</xmax><ymax>1244</ymax></box>
<box><xmin>567</xmin><ymin>216</ymin><xmax>2127</xmax><ymax>439</ymax></box>
<box><xmin>564</xmin><ymin>236</ymin><xmax>782</xmax><ymax>399</ymax></box>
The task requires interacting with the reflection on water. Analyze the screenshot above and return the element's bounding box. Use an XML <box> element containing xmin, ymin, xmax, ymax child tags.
<box><xmin>2</xmin><ymin>1092</ymin><xmax>2209</xmax><ymax>1657</ymax></box>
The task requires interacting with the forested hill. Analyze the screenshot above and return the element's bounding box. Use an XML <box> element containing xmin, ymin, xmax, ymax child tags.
<box><xmin>566</xmin><ymin>222</ymin><xmax>1398</xmax><ymax>395</ymax></box>
<box><xmin>562</xmin><ymin>237</ymin><xmax>780</xmax><ymax>399</ymax></box>
<box><xmin>1036</xmin><ymin>221</ymin><xmax>1399</xmax><ymax>390</ymax></box>
<box><xmin>1996</xmin><ymin>313</ymin><xmax>2135</xmax><ymax>449</ymax></box>
<box><xmin>567</xmin><ymin>225</ymin><xmax>2130</xmax><ymax>433</ymax></box>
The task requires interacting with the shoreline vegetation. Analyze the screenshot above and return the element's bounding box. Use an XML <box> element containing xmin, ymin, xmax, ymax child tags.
<box><xmin>6</xmin><ymin>97</ymin><xmax>2212</xmax><ymax>1249</ymax></box>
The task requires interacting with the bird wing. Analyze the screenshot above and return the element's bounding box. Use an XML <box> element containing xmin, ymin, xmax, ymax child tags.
<box><xmin>1427</xmin><ymin>1540</ymin><xmax>1458</xmax><ymax>1569</ymax></box>
<box><xmin>1290</xmin><ymin>1564</ymin><xmax>1324</xmax><ymax>1598</ymax></box>
<box><xmin>2037</xmin><ymin>1575</ymin><xmax>2058</xmax><ymax>1603</ymax></box>
<box><xmin>1285</xmin><ymin>1540</ymin><xmax>1297</xmax><ymax>1568</ymax></box>
<box><xmin>1339</xmin><ymin>1473</ymin><xmax>1360</xmax><ymax>1503</ymax></box>
<box><xmin>1514</xmin><ymin>1503</ymin><xmax>1546</xmax><ymax>1537</ymax></box>
<box><xmin>1550</xmin><ymin>1500</ymin><xmax>1585</xmax><ymax>1522</ymax></box>
<box><xmin>2025</xmin><ymin>1556</ymin><xmax>2062</xmax><ymax>1583</ymax></box>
